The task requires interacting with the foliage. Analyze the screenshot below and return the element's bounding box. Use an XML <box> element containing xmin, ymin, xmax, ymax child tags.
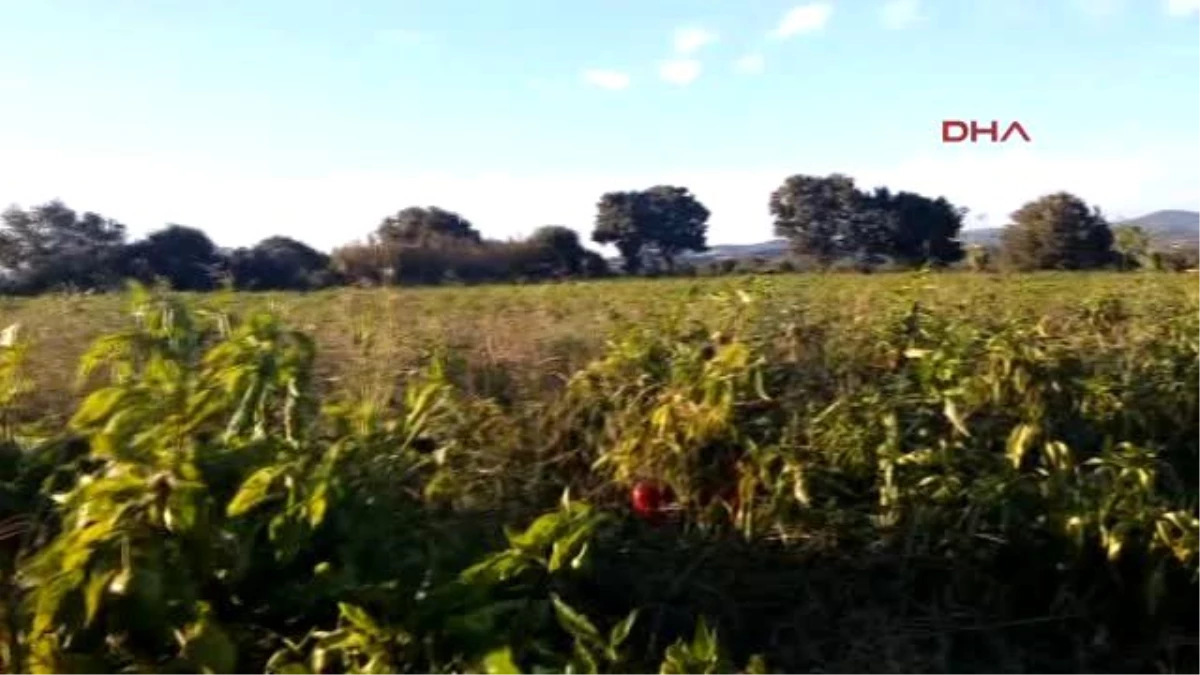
<box><xmin>530</xmin><ymin>226</ymin><xmax>591</xmax><ymax>278</ymax></box>
<box><xmin>1112</xmin><ymin>224</ymin><xmax>1157</xmax><ymax>271</ymax></box>
<box><xmin>0</xmin><ymin>260</ymin><xmax>1195</xmax><ymax>673</ymax></box>
<box><xmin>121</xmin><ymin>224</ymin><xmax>226</xmax><ymax>291</ymax></box>
<box><xmin>865</xmin><ymin>187</ymin><xmax>967</xmax><ymax>267</ymax></box>
<box><xmin>592</xmin><ymin>186</ymin><xmax>710</xmax><ymax>274</ymax></box>
<box><xmin>1001</xmin><ymin>192</ymin><xmax>1116</xmax><ymax>270</ymax></box>
<box><xmin>0</xmin><ymin>201</ymin><xmax>127</xmax><ymax>294</ymax></box>
<box><xmin>376</xmin><ymin>206</ymin><xmax>483</xmax><ymax>247</ymax></box>
<box><xmin>229</xmin><ymin>237</ymin><xmax>335</xmax><ymax>291</ymax></box>
<box><xmin>770</xmin><ymin>174</ymin><xmax>968</xmax><ymax>269</ymax></box>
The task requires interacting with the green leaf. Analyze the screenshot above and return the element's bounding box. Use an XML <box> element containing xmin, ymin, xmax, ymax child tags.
<box><xmin>177</xmin><ymin>604</ymin><xmax>237</xmax><ymax>674</ymax></box>
<box><xmin>338</xmin><ymin>603</ymin><xmax>383</xmax><ymax>637</ymax></box>
<box><xmin>226</xmin><ymin>466</ymin><xmax>282</xmax><ymax>517</ymax></box>
<box><xmin>482</xmin><ymin>647</ymin><xmax>522</xmax><ymax>675</ymax></box>
<box><xmin>265</xmin><ymin>648</ymin><xmax>310</xmax><ymax>674</ymax></box>
<box><xmin>69</xmin><ymin>387</ymin><xmax>126</xmax><ymax>429</ymax></box>
<box><xmin>549</xmin><ymin>526</ymin><xmax>590</xmax><ymax>572</ymax></box>
<box><xmin>567</xmin><ymin>642</ymin><xmax>599</xmax><ymax>674</ymax></box>
<box><xmin>551</xmin><ymin>594</ymin><xmax>604</xmax><ymax>651</ymax></box>
<box><xmin>84</xmin><ymin>568</ymin><xmax>117</xmax><ymax>626</ymax></box>
<box><xmin>461</xmin><ymin>551</ymin><xmax>529</xmax><ymax>585</ymax></box>
<box><xmin>608</xmin><ymin>609</ymin><xmax>639</xmax><ymax>648</ymax></box>
<box><xmin>691</xmin><ymin>616</ymin><xmax>718</xmax><ymax>662</ymax></box>
<box><xmin>308</xmin><ymin>482</ymin><xmax>329</xmax><ymax>528</ymax></box>
<box><xmin>508</xmin><ymin>511</ymin><xmax>566</xmax><ymax>551</ymax></box>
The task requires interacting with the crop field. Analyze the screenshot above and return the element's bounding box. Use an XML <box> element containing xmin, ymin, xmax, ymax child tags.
<box><xmin>0</xmin><ymin>271</ymin><xmax>1196</xmax><ymax>673</ymax></box>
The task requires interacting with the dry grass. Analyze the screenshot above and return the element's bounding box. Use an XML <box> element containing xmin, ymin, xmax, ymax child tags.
<box><xmin>1</xmin><ymin>272</ymin><xmax>1194</xmax><ymax>424</ymax></box>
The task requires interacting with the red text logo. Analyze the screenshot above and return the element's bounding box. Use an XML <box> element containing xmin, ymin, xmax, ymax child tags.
<box><xmin>941</xmin><ymin>120</ymin><xmax>1031</xmax><ymax>143</ymax></box>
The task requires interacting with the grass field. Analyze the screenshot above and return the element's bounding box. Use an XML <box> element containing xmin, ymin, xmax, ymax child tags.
<box><xmin>3</xmin><ymin>272</ymin><xmax>1195</xmax><ymax>420</ymax></box>
<box><xmin>0</xmin><ymin>271</ymin><xmax>1197</xmax><ymax>673</ymax></box>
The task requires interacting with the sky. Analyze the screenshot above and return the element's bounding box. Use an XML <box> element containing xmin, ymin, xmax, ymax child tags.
<box><xmin>0</xmin><ymin>0</ymin><xmax>1197</xmax><ymax>252</ymax></box>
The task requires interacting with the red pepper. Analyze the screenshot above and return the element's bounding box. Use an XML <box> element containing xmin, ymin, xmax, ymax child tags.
<box><xmin>630</xmin><ymin>481</ymin><xmax>672</xmax><ymax>520</ymax></box>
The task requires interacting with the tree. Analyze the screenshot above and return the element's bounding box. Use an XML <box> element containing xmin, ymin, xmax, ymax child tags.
<box><xmin>229</xmin><ymin>236</ymin><xmax>333</xmax><ymax>290</ymax></box>
<box><xmin>0</xmin><ymin>200</ymin><xmax>127</xmax><ymax>293</ymax></box>
<box><xmin>529</xmin><ymin>226</ymin><xmax>588</xmax><ymax>277</ymax></box>
<box><xmin>123</xmin><ymin>225</ymin><xmax>225</xmax><ymax>290</ymax></box>
<box><xmin>1000</xmin><ymin>192</ymin><xmax>1115</xmax><ymax>270</ymax></box>
<box><xmin>591</xmin><ymin>186</ymin><xmax>710</xmax><ymax>274</ymax></box>
<box><xmin>331</xmin><ymin>240</ymin><xmax>398</xmax><ymax>285</ymax></box>
<box><xmin>769</xmin><ymin>174</ymin><xmax>871</xmax><ymax>267</ymax></box>
<box><xmin>1112</xmin><ymin>224</ymin><xmax>1152</xmax><ymax>270</ymax></box>
<box><xmin>640</xmin><ymin>186</ymin><xmax>709</xmax><ymax>272</ymax></box>
<box><xmin>866</xmin><ymin>188</ymin><xmax>967</xmax><ymax>267</ymax></box>
<box><xmin>592</xmin><ymin>191</ymin><xmax>644</xmax><ymax>274</ymax></box>
<box><xmin>375</xmin><ymin>207</ymin><xmax>481</xmax><ymax>247</ymax></box>
<box><xmin>581</xmin><ymin>250</ymin><xmax>611</xmax><ymax>278</ymax></box>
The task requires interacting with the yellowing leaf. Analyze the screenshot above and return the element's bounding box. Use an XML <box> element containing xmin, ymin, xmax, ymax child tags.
<box><xmin>1005</xmin><ymin>423</ymin><xmax>1037</xmax><ymax>470</ymax></box>
<box><xmin>482</xmin><ymin>647</ymin><xmax>521</xmax><ymax>675</ymax></box>
<box><xmin>84</xmin><ymin>569</ymin><xmax>116</xmax><ymax>626</ymax></box>
<box><xmin>943</xmin><ymin>398</ymin><xmax>970</xmax><ymax>437</ymax></box>
<box><xmin>226</xmin><ymin>466</ymin><xmax>282</xmax><ymax>517</ymax></box>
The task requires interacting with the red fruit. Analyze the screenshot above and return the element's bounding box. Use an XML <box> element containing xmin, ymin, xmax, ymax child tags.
<box><xmin>630</xmin><ymin>481</ymin><xmax>671</xmax><ymax>519</ymax></box>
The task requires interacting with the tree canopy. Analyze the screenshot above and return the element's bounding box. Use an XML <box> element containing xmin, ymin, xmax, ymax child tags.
<box><xmin>0</xmin><ymin>177</ymin><xmax>1169</xmax><ymax>296</ymax></box>
<box><xmin>376</xmin><ymin>207</ymin><xmax>482</xmax><ymax>247</ymax></box>
<box><xmin>592</xmin><ymin>186</ymin><xmax>709</xmax><ymax>273</ymax></box>
<box><xmin>123</xmin><ymin>225</ymin><xmax>224</xmax><ymax>291</ymax></box>
<box><xmin>229</xmin><ymin>236</ymin><xmax>333</xmax><ymax>290</ymax></box>
<box><xmin>529</xmin><ymin>226</ymin><xmax>590</xmax><ymax>277</ymax></box>
<box><xmin>1000</xmin><ymin>192</ymin><xmax>1114</xmax><ymax>270</ymax></box>
<box><xmin>770</xmin><ymin>174</ymin><xmax>966</xmax><ymax>268</ymax></box>
<box><xmin>0</xmin><ymin>200</ymin><xmax>126</xmax><ymax>293</ymax></box>
<box><xmin>769</xmin><ymin>173</ymin><xmax>865</xmax><ymax>266</ymax></box>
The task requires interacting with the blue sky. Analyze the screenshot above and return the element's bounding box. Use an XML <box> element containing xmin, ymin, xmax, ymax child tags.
<box><xmin>1</xmin><ymin>0</ymin><xmax>1197</xmax><ymax>251</ymax></box>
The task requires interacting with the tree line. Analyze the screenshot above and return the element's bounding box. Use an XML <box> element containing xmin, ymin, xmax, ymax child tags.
<box><xmin>1</xmin><ymin>173</ymin><xmax>1192</xmax><ymax>294</ymax></box>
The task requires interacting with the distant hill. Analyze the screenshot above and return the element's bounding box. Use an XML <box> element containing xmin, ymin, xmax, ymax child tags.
<box><xmin>952</xmin><ymin>209</ymin><xmax>1199</xmax><ymax>250</ymax></box>
<box><xmin>959</xmin><ymin>228</ymin><xmax>1003</xmax><ymax>248</ymax></box>
<box><xmin>679</xmin><ymin>209</ymin><xmax>1199</xmax><ymax>263</ymax></box>
<box><xmin>689</xmin><ymin>239</ymin><xmax>788</xmax><ymax>261</ymax></box>
<box><xmin>1119</xmin><ymin>209</ymin><xmax>1199</xmax><ymax>245</ymax></box>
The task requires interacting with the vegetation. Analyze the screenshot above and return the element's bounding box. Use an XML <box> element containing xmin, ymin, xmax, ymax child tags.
<box><xmin>592</xmin><ymin>185</ymin><xmax>711</xmax><ymax>274</ymax></box>
<box><xmin>0</xmin><ymin>272</ymin><xmax>1195</xmax><ymax>673</ymax></box>
<box><xmin>768</xmin><ymin>173</ymin><xmax>967</xmax><ymax>268</ymax></box>
<box><xmin>6</xmin><ymin>174</ymin><xmax>1178</xmax><ymax>298</ymax></box>
<box><xmin>1000</xmin><ymin>192</ymin><xmax>1116</xmax><ymax>271</ymax></box>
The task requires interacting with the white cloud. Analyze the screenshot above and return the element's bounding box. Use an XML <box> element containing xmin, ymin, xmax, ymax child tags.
<box><xmin>673</xmin><ymin>26</ymin><xmax>718</xmax><ymax>55</ymax></box>
<box><xmin>581</xmin><ymin>69</ymin><xmax>631</xmax><ymax>90</ymax></box>
<box><xmin>734</xmin><ymin>53</ymin><xmax>765</xmax><ymax>74</ymax></box>
<box><xmin>770</xmin><ymin>3</ymin><xmax>833</xmax><ymax>38</ymax></box>
<box><xmin>658</xmin><ymin>59</ymin><xmax>702</xmax><ymax>85</ymax></box>
<box><xmin>880</xmin><ymin>0</ymin><xmax>924</xmax><ymax>29</ymax></box>
<box><xmin>1166</xmin><ymin>0</ymin><xmax>1200</xmax><ymax>15</ymax></box>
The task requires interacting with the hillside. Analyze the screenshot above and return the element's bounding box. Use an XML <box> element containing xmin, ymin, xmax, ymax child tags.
<box><xmin>1120</xmin><ymin>209</ymin><xmax>1200</xmax><ymax>245</ymax></box>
